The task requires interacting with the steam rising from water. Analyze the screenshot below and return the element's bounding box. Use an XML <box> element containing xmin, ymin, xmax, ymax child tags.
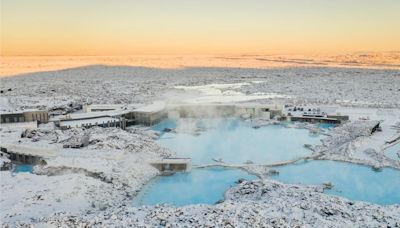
<box><xmin>154</xmin><ymin>118</ymin><xmax>322</xmax><ymax>165</ymax></box>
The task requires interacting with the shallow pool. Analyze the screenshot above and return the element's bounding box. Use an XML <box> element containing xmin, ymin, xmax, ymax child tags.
<box><xmin>134</xmin><ymin>167</ymin><xmax>256</xmax><ymax>206</ymax></box>
<box><xmin>13</xmin><ymin>164</ymin><xmax>33</xmax><ymax>173</ymax></box>
<box><xmin>154</xmin><ymin>118</ymin><xmax>323</xmax><ymax>165</ymax></box>
<box><xmin>273</xmin><ymin>160</ymin><xmax>400</xmax><ymax>205</ymax></box>
<box><xmin>385</xmin><ymin>143</ymin><xmax>400</xmax><ymax>160</ymax></box>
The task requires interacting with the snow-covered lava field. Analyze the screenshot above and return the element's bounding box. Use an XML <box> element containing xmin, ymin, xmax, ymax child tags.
<box><xmin>1</xmin><ymin>63</ymin><xmax>400</xmax><ymax>227</ymax></box>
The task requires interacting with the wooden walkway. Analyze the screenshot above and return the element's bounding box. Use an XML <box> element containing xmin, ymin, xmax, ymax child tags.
<box><xmin>194</xmin><ymin>154</ymin><xmax>322</xmax><ymax>169</ymax></box>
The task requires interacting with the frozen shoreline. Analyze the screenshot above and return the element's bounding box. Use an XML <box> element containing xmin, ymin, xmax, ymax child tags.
<box><xmin>1</xmin><ymin>66</ymin><xmax>400</xmax><ymax>226</ymax></box>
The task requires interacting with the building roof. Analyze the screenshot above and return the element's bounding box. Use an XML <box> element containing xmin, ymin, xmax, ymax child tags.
<box><xmin>60</xmin><ymin>117</ymin><xmax>120</xmax><ymax>128</ymax></box>
<box><xmin>0</xmin><ymin>111</ymin><xmax>24</xmax><ymax>115</ymax></box>
<box><xmin>150</xmin><ymin>158</ymin><xmax>191</xmax><ymax>164</ymax></box>
<box><xmin>85</xmin><ymin>104</ymin><xmax>142</xmax><ymax>111</ymax></box>
<box><xmin>51</xmin><ymin>109</ymin><xmax>132</xmax><ymax>121</ymax></box>
<box><xmin>235</xmin><ymin>102</ymin><xmax>283</xmax><ymax>109</ymax></box>
<box><xmin>290</xmin><ymin>116</ymin><xmax>339</xmax><ymax>121</ymax></box>
<box><xmin>0</xmin><ymin>109</ymin><xmax>45</xmax><ymax>115</ymax></box>
<box><xmin>283</xmin><ymin>106</ymin><xmax>338</xmax><ymax>117</ymax></box>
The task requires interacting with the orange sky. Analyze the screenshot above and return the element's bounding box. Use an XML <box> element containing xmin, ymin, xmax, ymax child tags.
<box><xmin>1</xmin><ymin>0</ymin><xmax>399</xmax><ymax>56</ymax></box>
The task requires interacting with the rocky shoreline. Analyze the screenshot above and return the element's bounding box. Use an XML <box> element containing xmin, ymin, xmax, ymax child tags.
<box><xmin>27</xmin><ymin>180</ymin><xmax>400</xmax><ymax>227</ymax></box>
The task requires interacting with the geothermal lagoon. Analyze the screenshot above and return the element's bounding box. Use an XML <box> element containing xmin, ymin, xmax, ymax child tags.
<box><xmin>153</xmin><ymin>118</ymin><xmax>323</xmax><ymax>165</ymax></box>
<box><xmin>135</xmin><ymin>118</ymin><xmax>400</xmax><ymax>206</ymax></box>
<box><xmin>274</xmin><ymin>160</ymin><xmax>400</xmax><ymax>205</ymax></box>
<box><xmin>134</xmin><ymin>167</ymin><xmax>256</xmax><ymax>206</ymax></box>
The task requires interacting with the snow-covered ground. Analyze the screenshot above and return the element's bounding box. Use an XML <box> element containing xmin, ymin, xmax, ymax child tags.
<box><xmin>33</xmin><ymin>180</ymin><xmax>400</xmax><ymax>227</ymax></box>
<box><xmin>0</xmin><ymin>66</ymin><xmax>399</xmax><ymax>114</ymax></box>
<box><xmin>1</xmin><ymin>65</ymin><xmax>399</xmax><ymax>227</ymax></box>
<box><xmin>1</xmin><ymin>53</ymin><xmax>399</xmax><ymax>76</ymax></box>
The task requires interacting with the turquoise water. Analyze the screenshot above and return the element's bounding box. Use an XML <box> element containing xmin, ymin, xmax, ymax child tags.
<box><xmin>134</xmin><ymin>167</ymin><xmax>256</xmax><ymax>206</ymax></box>
<box><xmin>13</xmin><ymin>164</ymin><xmax>33</xmax><ymax>173</ymax></box>
<box><xmin>273</xmin><ymin>160</ymin><xmax>400</xmax><ymax>205</ymax></box>
<box><xmin>154</xmin><ymin>118</ymin><xmax>323</xmax><ymax>165</ymax></box>
<box><xmin>135</xmin><ymin>118</ymin><xmax>324</xmax><ymax>206</ymax></box>
<box><xmin>141</xmin><ymin>118</ymin><xmax>399</xmax><ymax>206</ymax></box>
<box><xmin>319</xmin><ymin>123</ymin><xmax>335</xmax><ymax>129</ymax></box>
<box><xmin>385</xmin><ymin>143</ymin><xmax>400</xmax><ymax>160</ymax></box>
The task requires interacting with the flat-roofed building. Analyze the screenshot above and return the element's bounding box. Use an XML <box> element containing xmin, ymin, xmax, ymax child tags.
<box><xmin>283</xmin><ymin>106</ymin><xmax>349</xmax><ymax>124</ymax></box>
<box><xmin>235</xmin><ymin>103</ymin><xmax>283</xmax><ymax>119</ymax></box>
<box><xmin>23</xmin><ymin>110</ymin><xmax>49</xmax><ymax>123</ymax></box>
<box><xmin>150</xmin><ymin>158</ymin><xmax>191</xmax><ymax>172</ymax></box>
<box><xmin>133</xmin><ymin>101</ymin><xmax>167</xmax><ymax>126</ymax></box>
<box><xmin>0</xmin><ymin>111</ymin><xmax>25</xmax><ymax>123</ymax></box>
<box><xmin>84</xmin><ymin>104</ymin><xmax>142</xmax><ymax>112</ymax></box>
<box><xmin>59</xmin><ymin>116</ymin><xmax>127</xmax><ymax>130</ymax></box>
<box><xmin>0</xmin><ymin>109</ymin><xmax>48</xmax><ymax>124</ymax></box>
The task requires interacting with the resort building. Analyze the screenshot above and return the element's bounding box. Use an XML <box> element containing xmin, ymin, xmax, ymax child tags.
<box><xmin>83</xmin><ymin>104</ymin><xmax>141</xmax><ymax>113</ymax></box>
<box><xmin>48</xmin><ymin>102</ymin><xmax>351</xmax><ymax>131</ymax></box>
<box><xmin>132</xmin><ymin>101</ymin><xmax>167</xmax><ymax>126</ymax></box>
<box><xmin>283</xmin><ymin>106</ymin><xmax>349</xmax><ymax>124</ymax></box>
<box><xmin>52</xmin><ymin>110</ymin><xmax>130</xmax><ymax>130</ymax></box>
<box><xmin>0</xmin><ymin>111</ymin><xmax>24</xmax><ymax>124</ymax></box>
<box><xmin>150</xmin><ymin>158</ymin><xmax>192</xmax><ymax>172</ymax></box>
<box><xmin>52</xmin><ymin>102</ymin><xmax>168</xmax><ymax>128</ymax></box>
<box><xmin>59</xmin><ymin>117</ymin><xmax>127</xmax><ymax>130</ymax></box>
<box><xmin>23</xmin><ymin>110</ymin><xmax>49</xmax><ymax>123</ymax></box>
<box><xmin>235</xmin><ymin>103</ymin><xmax>283</xmax><ymax>119</ymax></box>
<box><xmin>0</xmin><ymin>109</ymin><xmax>49</xmax><ymax>125</ymax></box>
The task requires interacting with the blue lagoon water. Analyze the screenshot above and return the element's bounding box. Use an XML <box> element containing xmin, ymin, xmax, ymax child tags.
<box><xmin>134</xmin><ymin>167</ymin><xmax>256</xmax><ymax>206</ymax></box>
<box><xmin>273</xmin><ymin>160</ymin><xmax>400</xmax><ymax>205</ymax></box>
<box><xmin>135</xmin><ymin>118</ymin><xmax>325</xmax><ymax>206</ymax></box>
<box><xmin>154</xmin><ymin>118</ymin><xmax>323</xmax><ymax>165</ymax></box>
<box><xmin>138</xmin><ymin>118</ymin><xmax>400</xmax><ymax>206</ymax></box>
<box><xmin>13</xmin><ymin>164</ymin><xmax>33</xmax><ymax>173</ymax></box>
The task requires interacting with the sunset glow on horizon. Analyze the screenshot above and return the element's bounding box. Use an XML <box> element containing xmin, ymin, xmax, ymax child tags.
<box><xmin>1</xmin><ymin>0</ymin><xmax>399</xmax><ymax>56</ymax></box>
